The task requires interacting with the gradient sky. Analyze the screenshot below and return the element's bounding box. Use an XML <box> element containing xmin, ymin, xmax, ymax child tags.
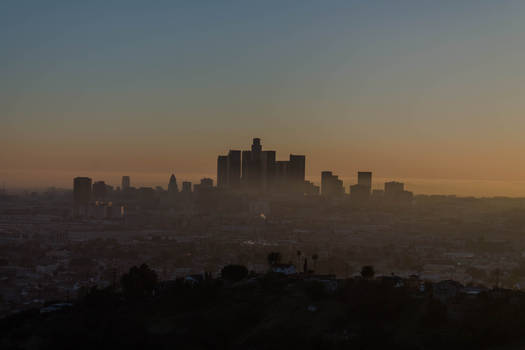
<box><xmin>3</xmin><ymin>0</ymin><xmax>525</xmax><ymax>196</ymax></box>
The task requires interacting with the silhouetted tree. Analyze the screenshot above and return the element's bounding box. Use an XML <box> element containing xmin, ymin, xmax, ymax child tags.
<box><xmin>361</xmin><ymin>265</ymin><xmax>375</xmax><ymax>279</ymax></box>
<box><xmin>297</xmin><ymin>250</ymin><xmax>302</xmax><ymax>267</ymax></box>
<box><xmin>267</xmin><ymin>251</ymin><xmax>282</xmax><ymax>267</ymax></box>
<box><xmin>221</xmin><ymin>264</ymin><xmax>248</xmax><ymax>282</ymax></box>
<box><xmin>120</xmin><ymin>264</ymin><xmax>158</xmax><ymax>298</ymax></box>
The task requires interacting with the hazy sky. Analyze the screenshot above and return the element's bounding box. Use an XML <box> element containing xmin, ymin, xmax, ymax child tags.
<box><xmin>3</xmin><ymin>1</ymin><xmax>525</xmax><ymax>196</ymax></box>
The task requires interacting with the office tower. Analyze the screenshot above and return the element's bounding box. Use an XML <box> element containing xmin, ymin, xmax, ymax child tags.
<box><xmin>182</xmin><ymin>181</ymin><xmax>192</xmax><ymax>193</ymax></box>
<box><xmin>289</xmin><ymin>155</ymin><xmax>306</xmax><ymax>183</ymax></box>
<box><xmin>261</xmin><ymin>150</ymin><xmax>276</xmax><ymax>191</ymax></box>
<box><xmin>358</xmin><ymin>171</ymin><xmax>372</xmax><ymax>189</ymax></box>
<box><xmin>288</xmin><ymin>154</ymin><xmax>306</xmax><ymax>192</ymax></box>
<box><xmin>221</xmin><ymin>138</ymin><xmax>306</xmax><ymax>193</ymax></box>
<box><xmin>321</xmin><ymin>171</ymin><xmax>344</xmax><ymax>197</ymax></box>
<box><xmin>242</xmin><ymin>139</ymin><xmax>261</xmax><ymax>189</ymax></box>
<box><xmin>200</xmin><ymin>178</ymin><xmax>213</xmax><ymax>188</ymax></box>
<box><xmin>194</xmin><ymin>177</ymin><xmax>213</xmax><ymax>193</ymax></box>
<box><xmin>92</xmin><ymin>181</ymin><xmax>107</xmax><ymax>200</ymax></box>
<box><xmin>121</xmin><ymin>176</ymin><xmax>130</xmax><ymax>190</ymax></box>
<box><xmin>252</xmin><ymin>138</ymin><xmax>262</xmax><ymax>152</ymax></box>
<box><xmin>217</xmin><ymin>155</ymin><xmax>228</xmax><ymax>188</ymax></box>
<box><xmin>384</xmin><ymin>181</ymin><xmax>405</xmax><ymax>201</ymax></box>
<box><xmin>168</xmin><ymin>174</ymin><xmax>178</xmax><ymax>194</ymax></box>
<box><xmin>227</xmin><ymin>150</ymin><xmax>241</xmax><ymax>188</ymax></box>
<box><xmin>350</xmin><ymin>184</ymin><xmax>370</xmax><ymax>203</ymax></box>
<box><xmin>73</xmin><ymin>177</ymin><xmax>92</xmax><ymax>205</ymax></box>
<box><xmin>242</xmin><ymin>138</ymin><xmax>274</xmax><ymax>191</ymax></box>
<box><xmin>352</xmin><ymin>171</ymin><xmax>372</xmax><ymax>202</ymax></box>
<box><xmin>274</xmin><ymin>161</ymin><xmax>289</xmax><ymax>189</ymax></box>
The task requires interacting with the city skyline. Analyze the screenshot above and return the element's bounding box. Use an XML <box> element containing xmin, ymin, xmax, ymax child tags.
<box><xmin>5</xmin><ymin>133</ymin><xmax>525</xmax><ymax>197</ymax></box>
<box><xmin>4</xmin><ymin>1</ymin><xmax>525</xmax><ymax>196</ymax></box>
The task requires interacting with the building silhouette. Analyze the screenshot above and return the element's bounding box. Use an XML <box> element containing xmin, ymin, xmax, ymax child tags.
<box><xmin>73</xmin><ymin>177</ymin><xmax>92</xmax><ymax>217</ymax></box>
<box><xmin>92</xmin><ymin>181</ymin><xmax>107</xmax><ymax>201</ymax></box>
<box><xmin>217</xmin><ymin>156</ymin><xmax>228</xmax><ymax>188</ymax></box>
<box><xmin>73</xmin><ymin>177</ymin><xmax>92</xmax><ymax>205</ymax></box>
<box><xmin>219</xmin><ymin>138</ymin><xmax>307</xmax><ymax>194</ymax></box>
<box><xmin>384</xmin><ymin>181</ymin><xmax>404</xmax><ymax>200</ymax></box>
<box><xmin>168</xmin><ymin>174</ymin><xmax>178</xmax><ymax>195</ymax></box>
<box><xmin>121</xmin><ymin>176</ymin><xmax>130</xmax><ymax>191</ymax></box>
<box><xmin>182</xmin><ymin>181</ymin><xmax>192</xmax><ymax>193</ymax></box>
<box><xmin>227</xmin><ymin>150</ymin><xmax>241</xmax><ymax>188</ymax></box>
<box><xmin>242</xmin><ymin>138</ymin><xmax>274</xmax><ymax>191</ymax></box>
<box><xmin>384</xmin><ymin>181</ymin><xmax>413</xmax><ymax>202</ymax></box>
<box><xmin>358</xmin><ymin>172</ymin><xmax>372</xmax><ymax>189</ymax></box>
<box><xmin>351</xmin><ymin>171</ymin><xmax>372</xmax><ymax>202</ymax></box>
<box><xmin>350</xmin><ymin>184</ymin><xmax>370</xmax><ymax>203</ymax></box>
<box><xmin>321</xmin><ymin>171</ymin><xmax>344</xmax><ymax>197</ymax></box>
<box><xmin>217</xmin><ymin>150</ymin><xmax>241</xmax><ymax>189</ymax></box>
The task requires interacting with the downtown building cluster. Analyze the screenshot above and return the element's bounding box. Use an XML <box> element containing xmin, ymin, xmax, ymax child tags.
<box><xmin>217</xmin><ymin>138</ymin><xmax>318</xmax><ymax>195</ymax></box>
<box><xmin>72</xmin><ymin>137</ymin><xmax>413</xmax><ymax>217</ymax></box>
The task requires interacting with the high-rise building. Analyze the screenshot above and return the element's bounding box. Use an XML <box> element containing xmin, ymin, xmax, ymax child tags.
<box><xmin>351</xmin><ymin>171</ymin><xmax>372</xmax><ymax>202</ymax></box>
<box><xmin>121</xmin><ymin>176</ymin><xmax>130</xmax><ymax>190</ymax></box>
<box><xmin>168</xmin><ymin>174</ymin><xmax>178</xmax><ymax>195</ymax></box>
<box><xmin>227</xmin><ymin>150</ymin><xmax>241</xmax><ymax>188</ymax></box>
<box><xmin>242</xmin><ymin>138</ymin><xmax>275</xmax><ymax>191</ymax></box>
<box><xmin>274</xmin><ymin>161</ymin><xmax>289</xmax><ymax>188</ymax></box>
<box><xmin>73</xmin><ymin>177</ymin><xmax>92</xmax><ymax>205</ymax></box>
<box><xmin>289</xmin><ymin>155</ymin><xmax>306</xmax><ymax>183</ymax></box>
<box><xmin>358</xmin><ymin>171</ymin><xmax>372</xmax><ymax>189</ymax></box>
<box><xmin>260</xmin><ymin>150</ymin><xmax>276</xmax><ymax>191</ymax></box>
<box><xmin>219</xmin><ymin>138</ymin><xmax>307</xmax><ymax>194</ymax></box>
<box><xmin>200</xmin><ymin>178</ymin><xmax>213</xmax><ymax>188</ymax></box>
<box><xmin>217</xmin><ymin>155</ymin><xmax>228</xmax><ymax>188</ymax></box>
<box><xmin>384</xmin><ymin>181</ymin><xmax>404</xmax><ymax>200</ymax></box>
<box><xmin>321</xmin><ymin>171</ymin><xmax>344</xmax><ymax>197</ymax></box>
<box><xmin>182</xmin><ymin>181</ymin><xmax>192</xmax><ymax>193</ymax></box>
<box><xmin>217</xmin><ymin>150</ymin><xmax>241</xmax><ymax>189</ymax></box>
<box><xmin>350</xmin><ymin>184</ymin><xmax>370</xmax><ymax>203</ymax></box>
<box><xmin>92</xmin><ymin>181</ymin><xmax>107</xmax><ymax>200</ymax></box>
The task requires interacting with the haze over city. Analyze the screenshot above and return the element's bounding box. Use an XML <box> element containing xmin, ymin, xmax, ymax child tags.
<box><xmin>4</xmin><ymin>1</ymin><xmax>525</xmax><ymax>196</ymax></box>
<box><xmin>6</xmin><ymin>2</ymin><xmax>525</xmax><ymax>349</ymax></box>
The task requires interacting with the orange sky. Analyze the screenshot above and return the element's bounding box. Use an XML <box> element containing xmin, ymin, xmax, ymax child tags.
<box><xmin>3</xmin><ymin>1</ymin><xmax>525</xmax><ymax>196</ymax></box>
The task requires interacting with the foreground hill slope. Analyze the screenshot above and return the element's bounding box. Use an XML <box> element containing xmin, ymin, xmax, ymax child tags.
<box><xmin>2</xmin><ymin>270</ymin><xmax>525</xmax><ymax>349</ymax></box>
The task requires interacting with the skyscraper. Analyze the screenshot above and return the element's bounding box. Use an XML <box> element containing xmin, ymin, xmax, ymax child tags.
<box><xmin>168</xmin><ymin>174</ymin><xmax>178</xmax><ymax>195</ymax></box>
<box><xmin>352</xmin><ymin>171</ymin><xmax>372</xmax><ymax>202</ymax></box>
<box><xmin>227</xmin><ymin>150</ymin><xmax>241</xmax><ymax>188</ymax></box>
<box><xmin>121</xmin><ymin>176</ymin><xmax>130</xmax><ymax>190</ymax></box>
<box><xmin>384</xmin><ymin>181</ymin><xmax>404</xmax><ymax>200</ymax></box>
<box><xmin>217</xmin><ymin>155</ymin><xmax>228</xmax><ymax>188</ymax></box>
<box><xmin>289</xmin><ymin>154</ymin><xmax>306</xmax><ymax>184</ymax></box>
<box><xmin>242</xmin><ymin>138</ymin><xmax>274</xmax><ymax>191</ymax></box>
<box><xmin>92</xmin><ymin>181</ymin><xmax>107</xmax><ymax>200</ymax></box>
<box><xmin>217</xmin><ymin>149</ymin><xmax>241</xmax><ymax>189</ymax></box>
<box><xmin>182</xmin><ymin>181</ymin><xmax>192</xmax><ymax>193</ymax></box>
<box><xmin>200</xmin><ymin>178</ymin><xmax>213</xmax><ymax>188</ymax></box>
<box><xmin>73</xmin><ymin>177</ymin><xmax>92</xmax><ymax>205</ymax></box>
<box><xmin>219</xmin><ymin>138</ymin><xmax>306</xmax><ymax>193</ymax></box>
<box><xmin>357</xmin><ymin>171</ymin><xmax>372</xmax><ymax>189</ymax></box>
<box><xmin>321</xmin><ymin>171</ymin><xmax>344</xmax><ymax>197</ymax></box>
